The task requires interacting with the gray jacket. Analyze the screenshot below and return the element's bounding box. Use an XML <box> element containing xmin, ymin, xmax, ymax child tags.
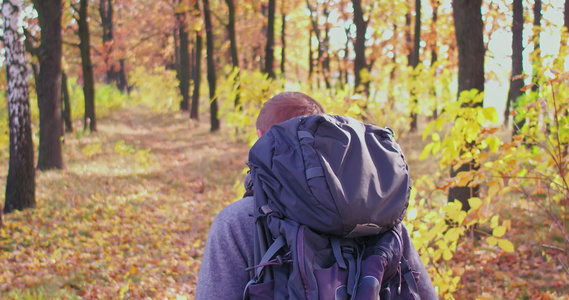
<box><xmin>195</xmin><ymin>196</ymin><xmax>439</xmax><ymax>299</ymax></box>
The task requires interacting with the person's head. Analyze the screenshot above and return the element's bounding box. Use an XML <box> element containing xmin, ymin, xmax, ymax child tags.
<box><xmin>256</xmin><ymin>92</ymin><xmax>325</xmax><ymax>136</ymax></box>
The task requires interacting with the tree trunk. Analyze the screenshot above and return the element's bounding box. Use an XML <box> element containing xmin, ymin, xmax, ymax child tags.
<box><xmin>410</xmin><ymin>0</ymin><xmax>421</xmax><ymax>132</ymax></box>
<box><xmin>35</xmin><ymin>0</ymin><xmax>64</xmax><ymax>170</ymax></box>
<box><xmin>308</xmin><ymin>28</ymin><xmax>314</xmax><ymax>81</ymax></box>
<box><xmin>450</xmin><ymin>0</ymin><xmax>485</xmax><ymax>211</ymax></box>
<box><xmin>352</xmin><ymin>0</ymin><xmax>369</xmax><ymax>95</ymax></box>
<box><xmin>532</xmin><ymin>0</ymin><xmax>541</xmax><ymax>95</ymax></box>
<box><xmin>506</xmin><ymin>0</ymin><xmax>524</xmax><ymax>134</ymax></box>
<box><xmin>431</xmin><ymin>0</ymin><xmax>439</xmax><ymax>119</ymax></box>
<box><xmin>264</xmin><ymin>0</ymin><xmax>276</xmax><ymax>78</ymax></box>
<box><xmin>202</xmin><ymin>0</ymin><xmax>219</xmax><ymax>131</ymax></box>
<box><xmin>190</xmin><ymin>1</ymin><xmax>202</xmax><ymax>121</ymax></box>
<box><xmin>3</xmin><ymin>0</ymin><xmax>36</xmax><ymax>213</ymax></box>
<box><xmin>99</xmin><ymin>0</ymin><xmax>120</xmax><ymax>86</ymax></box>
<box><xmin>79</xmin><ymin>0</ymin><xmax>96</xmax><ymax>132</ymax></box>
<box><xmin>117</xmin><ymin>59</ymin><xmax>129</xmax><ymax>93</ymax></box>
<box><xmin>281</xmin><ymin>12</ymin><xmax>286</xmax><ymax>77</ymax></box>
<box><xmin>565</xmin><ymin>0</ymin><xmax>569</xmax><ymax>36</ymax></box>
<box><xmin>61</xmin><ymin>70</ymin><xmax>73</xmax><ymax>133</ymax></box>
<box><xmin>176</xmin><ymin>4</ymin><xmax>191</xmax><ymax>111</ymax></box>
<box><xmin>225</xmin><ymin>0</ymin><xmax>240</xmax><ymax>108</ymax></box>
<box><xmin>322</xmin><ymin>6</ymin><xmax>331</xmax><ymax>89</ymax></box>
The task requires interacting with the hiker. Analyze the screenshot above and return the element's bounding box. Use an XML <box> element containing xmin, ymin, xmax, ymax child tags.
<box><xmin>195</xmin><ymin>92</ymin><xmax>438</xmax><ymax>299</ymax></box>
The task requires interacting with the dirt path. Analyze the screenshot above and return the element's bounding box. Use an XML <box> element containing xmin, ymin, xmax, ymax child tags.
<box><xmin>1</xmin><ymin>106</ymin><xmax>250</xmax><ymax>299</ymax></box>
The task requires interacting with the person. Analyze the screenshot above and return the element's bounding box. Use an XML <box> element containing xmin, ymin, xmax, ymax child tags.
<box><xmin>195</xmin><ymin>92</ymin><xmax>438</xmax><ymax>299</ymax></box>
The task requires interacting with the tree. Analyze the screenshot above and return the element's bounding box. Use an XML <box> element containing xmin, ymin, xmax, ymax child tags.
<box><xmin>409</xmin><ymin>0</ymin><xmax>421</xmax><ymax>132</ymax></box>
<box><xmin>430</xmin><ymin>0</ymin><xmax>439</xmax><ymax>118</ymax></box>
<box><xmin>33</xmin><ymin>0</ymin><xmax>64</xmax><ymax>170</ymax></box>
<box><xmin>99</xmin><ymin>0</ymin><xmax>115</xmax><ymax>83</ymax></box>
<box><xmin>3</xmin><ymin>0</ymin><xmax>36</xmax><ymax>213</ymax></box>
<box><xmin>225</xmin><ymin>0</ymin><xmax>240</xmax><ymax>107</ymax></box>
<box><xmin>190</xmin><ymin>1</ymin><xmax>202</xmax><ymax>121</ymax></box>
<box><xmin>450</xmin><ymin>0</ymin><xmax>485</xmax><ymax>211</ymax></box>
<box><xmin>74</xmin><ymin>0</ymin><xmax>97</xmax><ymax>132</ymax></box>
<box><xmin>175</xmin><ymin>1</ymin><xmax>191</xmax><ymax>111</ymax></box>
<box><xmin>504</xmin><ymin>0</ymin><xmax>524</xmax><ymax>134</ymax></box>
<box><xmin>352</xmin><ymin>0</ymin><xmax>369</xmax><ymax>95</ymax></box>
<box><xmin>61</xmin><ymin>70</ymin><xmax>73</xmax><ymax>133</ymax></box>
<box><xmin>532</xmin><ymin>0</ymin><xmax>541</xmax><ymax>95</ymax></box>
<box><xmin>202</xmin><ymin>0</ymin><xmax>219</xmax><ymax>131</ymax></box>
<box><xmin>264</xmin><ymin>0</ymin><xmax>276</xmax><ymax>78</ymax></box>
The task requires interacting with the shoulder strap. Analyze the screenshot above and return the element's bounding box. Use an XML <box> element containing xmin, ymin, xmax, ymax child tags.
<box><xmin>400</xmin><ymin>255</ymin><xmax>420</xmax><ymax>300</ymax></box>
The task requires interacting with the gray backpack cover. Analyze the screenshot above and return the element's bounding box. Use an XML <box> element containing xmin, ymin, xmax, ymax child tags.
<box><xmin>244</xmin><ymin>114</ymin><xmax>418</xmax><ymax>300</ymax></box>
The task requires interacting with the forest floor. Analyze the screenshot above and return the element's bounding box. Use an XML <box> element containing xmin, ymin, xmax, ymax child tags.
<box><xmin>0</xmin><ymin>105</ymin><xmax>568</xmax><ymax>299</ymax></box>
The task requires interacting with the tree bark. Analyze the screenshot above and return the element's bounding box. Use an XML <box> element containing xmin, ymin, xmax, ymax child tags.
<box><xmin>34</xmin><ymin>0</ymin><xmax>64</xmax><ymax>170</ymax></box>
<box><xmin>202</xmin><ymin>0</ymin><xmax>219</xmax><ymax>131</ymax></box>
<box><xmin>61</xmin><ymin>70</ymin><xmax>73</xmax><ymax>133</ymax></box>
<box><xmin>506</xmin><ymin>0</ymin><xmax>524</xmax><ymax>134</ymax></box>
<box><xmin>78</xmin><ymin>0</ymin><xmax>96</xmax><ymax>132</ymax></box>
<box><xmin>281</xmin><ymin>12</ymin><xmax>286</xmax><ymax>77</ymax></box>
<box><xmin>225</xmin><ymin>0</ymin><xmax>240</xmax><ymax>108</ymax></box>
<box><xmin>565</xmin><ymin>0</ymin><xmax>569</xmax><ymax>36</ymax></box>
<box><xmin>431</xmin><ymin>0</ymin><xmax>439</xmax><ymax>119</ymax></box>
<box><xmin>532</xmin><ymin>0</ymin><xmax>541</xmax><ymax>95</ymax></box>
<box><xmin>410</xmin><ymin>0</ymin><xmax>421</xmax><ymax>132</ymax></box>
<box><xmin>308</xmin><ymin>29</ymin><xmax>314</xmax><ymax>81</ymax></box>
<box><xmin>99</xmin><ymin>0</ymin><xmax>120</xmax><ymax>86</ymax></box>
<box><xmin>176</xmin><ymin>3</ymin><xmax>191</xmax><ymax>111</ymax></box>
<box><xmin>264</xmin><ymin>0</ymin><xmax>276</xmax><ymax>78</ymax></box>
<box><xmin>190</xmin><ymin>1</ymin><xmax>202</xmax><ymax>121</ymax></box>
<box><xmin>450</xmin><ymin>0</ymin><xmax>485</xmax><ymax>211</ymax></box>
<box><xmin>3</xmin><ymin>0</ymin><xmax>36</xmax><ymax>213</ymax></box>
<box><xmin>352</xmin><ymin>0</ymin><xmax>369</xmax><ymax>95</ymax></box>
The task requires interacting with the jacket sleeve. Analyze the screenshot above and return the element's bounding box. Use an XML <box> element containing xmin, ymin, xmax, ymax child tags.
<box><xmin>401</xmin><ymin>222</ymin><xmax>440</xmax><ymax>300</ymax></box>
<box><xmin>195</xmin><ymin>198</ymin><xmax>255</xmax><ymax>300</ymax></box>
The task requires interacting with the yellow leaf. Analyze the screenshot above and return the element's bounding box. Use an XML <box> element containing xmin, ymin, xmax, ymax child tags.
<box><xmin>468</xmin><ymin>197</ymin><xmax>482</xmax><ymax>211</ymax></box>
<box><xmin>490</xmin><ymin>216</ymin><xmax>499</xmax><ymax>228</ymax></box>
<box><xmin>422</xmin><ymin>121</ymin><xmax>435</xmax><ymax>140</ymax></box>
<box><xmin>432</xmin><ymin>132</ymin><xmax>440</xmax><ymax>142</ymax></box>
<box><xmin>498</xmin><ymin>239</ymin><xmax>515</xmax><ymax>252</ymax></box>
<box><xmin>443</xmin><ymin>249</ymin><xmax>453</xmax><ymax>260</ymax></box>
<box><xmin>482</xmin><ymin>107</ymin><xmax>499</xmax><ymax>124</ymax></box>
<box><xmin>445</xmin><ymin>228</ymin><xmax>462</xmax><ymax>242</ymax></box>
<box><xmin>419</xmin><ymin>143</ymin><xmax>434</xmax><ymax>160</ymax></box>
<box><xmin>493</xmin><ymin>225</ymin><xmax>506</xmax><ymax>238</ymax></box>
<box><xmin>486</xmin><ymin>236</ymin><xmax>498</xmax><ymax>246</ymax></box>
<box><xmin>487</xmin><ymin>183</ymin><xmax>500</xmax><ymax>198</ymax></box>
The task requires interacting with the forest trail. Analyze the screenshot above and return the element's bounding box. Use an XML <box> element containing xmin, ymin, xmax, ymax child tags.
<box><xmin>1</xmin><ymin>106</ymin><xmax>249</xmax><ymax>299</ymax></box>
<box><xmin>1</xmin><ymin>105</ymin><xmax>568</xmax><ymax>299</ymax></box>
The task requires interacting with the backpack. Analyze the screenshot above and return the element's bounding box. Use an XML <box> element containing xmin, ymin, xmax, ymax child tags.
<box><xmin>244</xmin><ymin>114</ymin><xmax>420</xmax><ymax>300</ymax></box>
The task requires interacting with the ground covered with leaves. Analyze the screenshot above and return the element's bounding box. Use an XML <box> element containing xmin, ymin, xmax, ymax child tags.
<box><xmin>0</xmin><ymin>106</ymin><xmax>567</xmax><ymax>299</ymax></box>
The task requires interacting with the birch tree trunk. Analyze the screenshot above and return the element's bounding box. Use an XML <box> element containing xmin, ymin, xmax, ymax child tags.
<box><xmin>3</xmin><ymin>0</ymin><xmax>36</xmax><ymax>213</ymax></box>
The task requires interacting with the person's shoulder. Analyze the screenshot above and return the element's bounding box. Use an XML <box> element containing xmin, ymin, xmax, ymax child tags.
<box><xmin>214</xmin><ymin>196</ymin><xmax>254</xmax><ymax>224</ymax></box>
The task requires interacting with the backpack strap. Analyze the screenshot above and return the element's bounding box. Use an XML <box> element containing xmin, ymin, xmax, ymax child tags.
<box><xmin>400</xmin><ymin>255</ymin><xmax>421</xmax><ymax>300</ymax></box>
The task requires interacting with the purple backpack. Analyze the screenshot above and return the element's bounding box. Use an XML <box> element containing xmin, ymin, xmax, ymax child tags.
<box><xmin>244</xmin><ymin>114</ymin><xmax>420</xmax><ymax>300</ymax></box>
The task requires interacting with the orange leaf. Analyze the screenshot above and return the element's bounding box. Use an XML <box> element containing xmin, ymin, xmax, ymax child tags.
<box><xmin>520</xmin><ymin>83</ymin><xmax>536</xmax><ymax>91</ymax></box>
<box><xmin>512</xmin><ymin>74</ymin><xmax>526</xmax><ymax>80</ymax></box>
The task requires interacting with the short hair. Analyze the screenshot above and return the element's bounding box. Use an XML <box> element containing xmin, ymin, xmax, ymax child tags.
<box><xmin>256</xmin><ymin>92</ymin><xmax>325</xmax><ymax>133</ymax></box>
